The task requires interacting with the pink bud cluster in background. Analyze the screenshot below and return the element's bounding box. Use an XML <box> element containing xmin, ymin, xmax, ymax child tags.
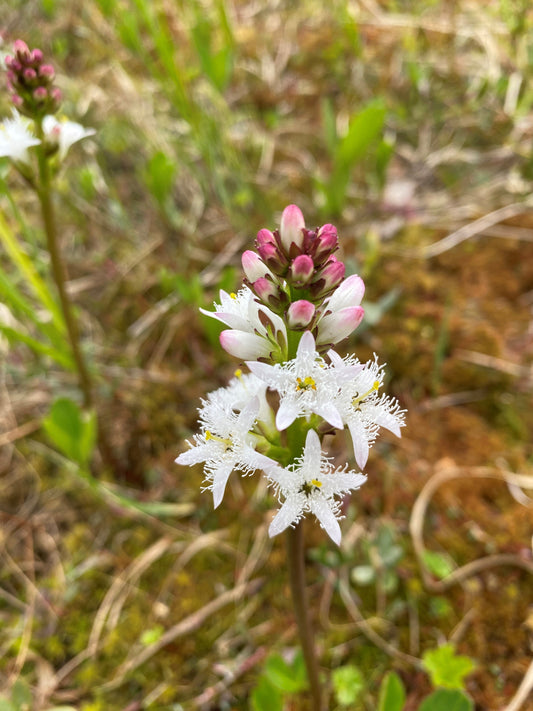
<box><xmin>5</xmin><ymin>40</ymin><xmax>61</xmax><ymax>117</ymax></box>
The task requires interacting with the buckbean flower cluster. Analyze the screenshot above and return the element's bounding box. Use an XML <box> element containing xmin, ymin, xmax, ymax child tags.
<box><xmin>0</xmin><ymin>40</ymin><xmax>95</xmax><ymax>170</ymax></box>
<box><xmin>177</xmin><ymin>205</ymin><xmax>405</xmax><ymax>545</ymax></box>
<box><xmin>5</xmin><ymin>39</ymin><xmax>61</xmax><ymax>117</ymax></box>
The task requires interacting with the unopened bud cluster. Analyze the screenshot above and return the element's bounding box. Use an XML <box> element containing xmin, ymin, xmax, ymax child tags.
<box><xmin>177</xmin><ymin>206</ymin><xmax>406</xmax><ymax>545</ymax></box>
<box><xmin>0</xmin><ymin>40</ymin><xmax>95</xmax><ymax>170</ymax></box>
<box><xmin>5</xmin><ymin>40</ymin><xmax>61</xmax><ymax>117</ymax></box>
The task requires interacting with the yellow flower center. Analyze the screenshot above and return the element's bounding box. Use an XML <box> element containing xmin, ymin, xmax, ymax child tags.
<box><xmin>296</xmin><ymin>376</ymin><xmax>316</xmax><ymax>391</ymax></box>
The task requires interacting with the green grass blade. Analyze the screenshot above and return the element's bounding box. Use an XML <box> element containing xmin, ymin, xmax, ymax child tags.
<box><xmin>0</xmin><ymin>211</ymin><xmax>66</xmax><ymax>334</ymax></box>
<box><xmin>0</xmin><ymin>324</ymin><xmax>74</xmax><ymax>369</ymax></box>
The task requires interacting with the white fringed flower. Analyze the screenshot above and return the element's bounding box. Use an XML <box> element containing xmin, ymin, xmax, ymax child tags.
<box><xmin>175</xmin><ymin>396</ymin><xmax>276</xmax><ymax>508</ymax></box>
<box><xmin>267</xmin><ymin>429</ymin><xmax>367</xmax><ymax>544</ymax></box>
<box><xmin>0</xmin><ymin>110</ymin><xmax>40</xmax><ymax>164</ymax></box>
<box><xmin>201</xmin><ymin>286</ymin><xmax>287</xmax><ymax>361</ymax></box>
<box><xmin>42</xmin><ymin>115</ymin><xmax>96</xmax><ymax>160</ymax></box>
<box><xmin>332</xmin><ymin>353</ymin><xmax>406</xmax><ymax>469</ymax></box>
<box><xmin>247</xmin><ymin>331</ymin><xmax>361</xmax><ymax>431</ymax></box>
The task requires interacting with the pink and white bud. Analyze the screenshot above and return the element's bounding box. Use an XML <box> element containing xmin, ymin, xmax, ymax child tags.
<box><xmin>31</xmin><ymin>49</ymin><xmax>44</xmax><ymax>64</ymax></box>
<box><xmin>38</xmin><ymin>64</ymin><xmax>55</xmax><ymax>79</ymax></box>
<box><xmin>242</xmin><ymin>250</ymin><xmax>273</xmax><ymax>282</ymax></box>
<box><xmin>317</xmin><ymin>306</ymin><xmax>365</xmax><ymax>345</ymax></box>
<box><xmin>279</xmin><ymin>204</ymin><xmax>305</xmax><ymax>252</ymax></box>
<box><xmin>23</xmin><ymin>67</ymin><xmax>37</xmax><ymax>81</ymax></box>
<box><xmin>316</xmin><ymin>257</ymin><xmax>345</xmax><ymax>292</ymax></box>
<box><xmin>287</xmin><ymin>300</ymin><xmax>316</xmax><ymax>329</ymax></box>
<box><xmin>33</xmin><ymin>86</ymin><xmax>47</xmax><ymax>101</ymax></box>
<box><xmin>289</xmin><ymin>254</ymin><xmax>314</xmax><ymax>284</ymax></box>
<box><xmin>253</xmin><ymin>277</ymin><xmax>278</xmax><ymax>303</ymax></box>
<box><xmin>220</xmin><ymin>330</ymin><xmax>272</xmax><ymax>360</ymax></box>
<box><xmin>327</xmin><ymin>274</ymin><xmax>365</xmax><ymax>312</ymax></box>
<box><xmin>13</xmin><ymin>40</ymin><xmax>31</xmax><ymax>62</ymax></box>
<box><xmin>315</xmin><ymin>223</ymin><xmax>338</xmax><ymax>262</ymax></box>
<box><xmin>10</xmin><ymin>94</ymin><xmax>24</xmax><ymax>108</ymax></box>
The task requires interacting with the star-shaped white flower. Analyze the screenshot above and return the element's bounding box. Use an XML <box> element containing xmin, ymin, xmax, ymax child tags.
<box><xmin>175</xmin><ymin>396</ymin><xmax>276</xmax><ymax>508</ymax></box>
<box><xmin>42</xmin><ymin>115</ymin><xmax>96</xmax><ymax>160</ymax></box>
<box><xmin>0</xmin><ymin>110</ymin><xmax>40</xmax><ymax>165</ymax></box>
<box><xmin>246</xmin><ymin>331</ymin><xmax>360</xmax><ymax>431</ymax></box>
<box><xmin>202</xmin><ymin>370</ymin><xmax>275</xmax><ymax>434</ymax></box>
<box><xmin>267</xmin><ymin>429</ymin><xmax>367</xmax><ymax>544</ymax></box>
<box><xmin>200</xmin><ymin>286</ymin><xmax>287</xmax><ymax>361</ymax></box>
<box><xmin>332</xmin><ymin>354</ymin><xmax>406</xmax><ymax>469</ymax></box>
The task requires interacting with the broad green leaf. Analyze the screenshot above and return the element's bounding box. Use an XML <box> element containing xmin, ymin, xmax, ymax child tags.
<box><xmin>264</xmin><ymin>653</ymin><xmax>307</xmax><ymax>694</ymax></box>
<box><xmin>418</xmin><ymin>689</ymin><xmax>473</xmax><ymax>711</ymax></box>
<box><xmin>422</xmin><ymin>644</ymin><xmax>476</xmax><ymax>690</ymax></box>
<box><xmin>42</xmin><ymin>398</ymin><xmax>97</xmax><ymax>466</ymax></box>
<box><xmin>351</xmin><ymin>564</ymin><xmax>375</xmax><ymax>586</ymax></box>
<box><xmin>377</xmin><ymin>671</ymin><xmax>406</xmax><ymax>711</ymax></box>
<box><xmin>250</xmin><ymin>677</ymin><xmax>283</xmax><ymax>711</ymax></box>
<box><xmin>145</xmin><ymin>151</ymin><xmax>176</xmax><ymax>206</ymax></box>
<box><xmin>335</xmin><ymin>99</ymin><xmax>386</xmax><ymax>168</ymax></box>
<box><xmin>422</xmin><ymin>551</ymin><xmax>455</xmax><ymax>580</ymax></box>
<box><xmin>332</xmin><ymin>664</ymin><xmax>364</xmax><ymax>706</ymax></box>
<box><xmin>11</xmin><ymin>679</ymin><xmax>32</xmax><ymax>708</ymax></box>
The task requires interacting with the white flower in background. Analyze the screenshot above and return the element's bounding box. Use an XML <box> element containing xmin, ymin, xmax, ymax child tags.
<box><xmin>247</xmin><ymin>330</ymin><xmax>361</xmax><ymax>431</ymax></box>
<box><xmin>267</xmin><ymin>429</ymin><xmax>367</xmax><ymax>544</ymax></box>
<box><xmin>0</xmin><ymin>110</ymin><xmax>40</xmax><ymax>164</ymax></box>
<box><xmin>175</xmin><ymin>396</ymin><xmax>276</xmax><ymax>508</ymax></box>
<box><xmin>42</xmin><ymin>115</ymin><xmax>95</xmax><ymax>160</ymax></box>
<box><xmin>332</xmin><ymin>354</ymin><xmax>406</xmax><ymax>469</ymax></box>
<box><xmin>200</xmin><ymin>286</ymin><xmax>287</xmax><ymax>361</ymax></box>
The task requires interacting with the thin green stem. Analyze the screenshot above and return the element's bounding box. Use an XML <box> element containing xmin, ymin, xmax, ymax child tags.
<box><xmin>287</xmin><ymin>522</ymin><xmax>323</xmax><ymax>711</ymax></box>
<box><xmin>35</xmin><ymin>133</ymin><xmax>93</xmax><ymax>409</ymax></box>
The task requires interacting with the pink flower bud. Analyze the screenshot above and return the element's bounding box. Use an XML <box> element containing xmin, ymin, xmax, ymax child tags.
<box><xmin>38</xmin><ymin>64</ymin><xmax>55</xmax><ymax>79</ymax></box>
<box><xmin>4</xmin><ymin>55</ymin><xmax>14</xmax><ymax>69</ymax></box>
<box><xmin>50</xmin><ymin>87</ymin><xmax>62</xmax><ymax>103</ymax></box>
<box><xmin>242</xmin><ymin>250</ymin><xmax>272</xmax><ymax>282</ymax></box>
<box><xmin>33</xmin><ymin>86</ymin><xmax>48</xmax><ymax>101</ymax></box>
<box><xmin>256</xmin><ymin>228</ymin><xmax>288</xmax><ymax>273</ymax></box>
<box><xmin>10</xmin><ymin>94</ymin><xmax>24</xmax><ymax>108</ymax></box>
<box><xmin>13</xmin><ymin>40</ymin><xmax>31</xmax><ymax>62</ymax></box>
<box><xmin>23</xmin><ymin>67</ymin><xmax>37</xmax><ymax>81</ymax></box>
<box><xmin>219</xmin><ymin>330</ymin><xmax>271</xmax><ymax>360</ymax></box>
<box><xmin>31</xmin><ymin>49</ymin><xmax>44</xmax><ymax>64</ymax></box>
<box><xmin>327</xmin><ymin>274</ymin><xmax>365</xmax><ymax>311</ymax></box>
<box><xmin>313</xmin><ymin>257</ymin><xmax>345</xmax><ymax>295</ymax></box>
<box><xmin>315</xmin><ymin>223</ymin><xmax>338</xmax><ymax>262</ymax></box>
<box><xmin>256</xmin><ymin>228</ymin><xmax>276</xmax><ymax>249</ymax></box>
<box><xmin>279</xmin><ymin>204</ymin><xmax>305</xmax><ymax>252</ymax></box>
<box><xmin>253</xmin><ymin>277</ymin><xmax>278</xmax><ymax>303</ymax></box>
<box><xmin>289</xmin><ymin>254</ymin><xmax>314</xmax><ymax>285</ymax></box>
<box><xmin>287</xmin><ymin>300</ymin><xmax>316</xmax><ymax>329</ymax></box>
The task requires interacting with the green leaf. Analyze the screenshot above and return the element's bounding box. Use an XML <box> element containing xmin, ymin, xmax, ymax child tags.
<box><xmin>250</xmin><ymin>677</ymin><xmax>283</xmax><ymax>711</ymax></box>
<box><xmin>0</xmin><ymin>324</ymin><xmax>74</xmax><ymax>370</ymax></box>
<box><xmin>335</xmin><ymin>99</ymin><xmax>386</xmax><ymax>168</ymax></box>
<box><xmin>145</xmin><ymin>151</ymin><xmax>177</xmax><ymax>206</ymax></box>
<box><xmin>422</xmin><ymin>551</ymin><xmax>455</xmax><ymax>580</ymax></box>
<box><xmin>351</xmin><ymin>564</ymin><xmax>375</xmax><ymax>586</ymax></box>
<box><xmin>42</xmin><ymin>398</ymin><xmax>97</xmax><ymax>466</ymax></box>
<box><xmin>377</xmin><ymin>671</ymin><xmax>406</xmax><ymax>711</ymax></box>
<box><xmin>418</xmin><ymin>689</ymin><xmax>473</xmax><ymax>711</ymax></box>
<box><xmin>332</xmin><ymin>664</ymin><xmax>364</xmax><ymax>706</ymax></box>
<box><xmin>422</xmin><ymin>644</ymin><xmax>476</xmax><ymax>690</ymax></box>
<box><xmin>11</xmin><ymin>679</ymin><xmax>32</xmax><ymax>709</ymax></box>
<box><xmin>264</xmin><ymin>653</ymin><xmax>307</xmax><ymax>693</ymax></box>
